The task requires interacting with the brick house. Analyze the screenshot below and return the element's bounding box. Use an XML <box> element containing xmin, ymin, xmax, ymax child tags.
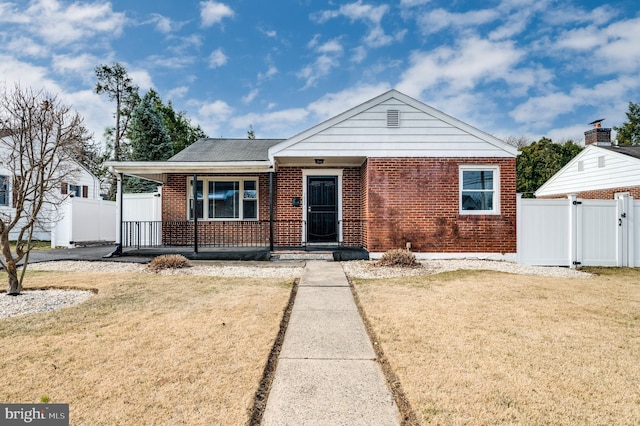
<box><xmin>535</xmin><ymin>124</ymin><xmax>640</xmax><ymax>199</ymax></box>
<box><xmin>110</xmin><ymin>90</ymin><xmax>518</xmax><ymax>259</ymax></box>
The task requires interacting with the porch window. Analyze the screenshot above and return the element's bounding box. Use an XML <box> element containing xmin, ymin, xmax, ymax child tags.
<box><xmin>189</xmin><ymin>178</ymin><xmax>258</xmax><ymax>220</ymax></box>
<box><xmin>459</xmin><ymin>166</ymin><xmax>499</xmax><ymax>214</ymax></box>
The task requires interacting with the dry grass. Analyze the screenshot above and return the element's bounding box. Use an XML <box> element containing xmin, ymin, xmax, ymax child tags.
<box><xmin>353</xmin><ymin>268</ymin><xmax>640</xmax><ymax>425</ymax></box>
<box><xmin>0</xmin><ymin>270</ymin><xmax>292</xmax><ymax>425</ymax></box>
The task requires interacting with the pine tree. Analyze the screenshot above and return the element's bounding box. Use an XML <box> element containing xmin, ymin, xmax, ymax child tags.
<box><xmin>125</xmin><ymin>91</ymin><xmax>174</xmax><ymax>192</ymax></box>
<box><xmin>614</xmin><ymin>102</ymin><xmax>640</xmax><ymax>146</ymax></box>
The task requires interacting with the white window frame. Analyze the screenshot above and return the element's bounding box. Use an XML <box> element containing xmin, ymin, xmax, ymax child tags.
<box><xmin>459</xmin><ymin>165</ymin><xmax>500</xmax><ymax>215</ymax></box>
<box><xmin>187</xmin><ymin>177</ymin><xmax>259</xmax><ymax>221</ymax></box>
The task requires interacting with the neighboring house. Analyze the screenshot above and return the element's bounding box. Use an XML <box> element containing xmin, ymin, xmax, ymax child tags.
<box><xmin>535</xmin><ymin>125</ymin><xmax>640</xmax><ymax>199</ymax></box>
<box><xmin>0</xmin><ymin>132</ymin><xmax>106</xmax><ymax>242</ymax></box>
<box><xmin>109</xmin><ymin>90</ymin><xmax>518</xmax><ymax>259</ymax></box>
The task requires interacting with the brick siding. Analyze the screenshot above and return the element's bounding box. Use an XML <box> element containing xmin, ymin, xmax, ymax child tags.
<box><xmin>364</xmin><ymin>157</ymin><xmax>517</xmax><ymax>253</ymax></box>
<box><xmin>160</xmin><ymin>158</ymin><xmax>517</xmax><ymax>254</ymax></box>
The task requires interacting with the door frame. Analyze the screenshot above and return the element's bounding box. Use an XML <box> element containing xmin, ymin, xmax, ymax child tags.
<box><xmin>301</xmin><ymin>169</ymin><xmax>343</xmax><ymax>245</ymax></box>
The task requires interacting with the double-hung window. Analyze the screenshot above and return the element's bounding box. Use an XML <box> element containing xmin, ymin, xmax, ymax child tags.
<box><xmin>189</xmin><ymin>178</ymin><xmax>258</xmax><ymax>220</ymax></box>
<box><xmin>459</xmin><ymin>166</ymin><xmax>499</xmax><ymax>214</ymax></box>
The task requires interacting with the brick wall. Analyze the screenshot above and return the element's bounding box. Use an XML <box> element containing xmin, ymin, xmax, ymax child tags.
<box><xmin>539</xmin><ymin>187</ymin><xmax>640</xmax><ymax>200</ymax></box>
<box><xmin>364</xmin><ymin>157</ymin><xmax>517</xmax><ymax>253</ymax></box>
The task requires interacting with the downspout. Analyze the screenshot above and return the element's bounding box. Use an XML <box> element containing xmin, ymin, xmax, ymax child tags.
<box><xmin>193</xmin><ymin>173</ymin><xmax>198</xmax><ymax>254</ymax></box>
<box><xmin>269</xmin><ymin>171</ymin><xmax>274</xmax><ymax>252</ymax></box>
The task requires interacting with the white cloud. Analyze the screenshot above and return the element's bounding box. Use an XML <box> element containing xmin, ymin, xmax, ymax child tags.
<box><xmin>128</xmin><ymin>69</ymin><xmax>154</xmax><ymax>92</ymax></box>
<box><xmin>242</xmin><ymin>89</ymin><xmax>259</xmax><ymax>104</ymax></box>
<box><xmin>149</xmin><ymin>13</ymin><xmax>186</xmax><ymax>34</ymax></box>
<box><xmin>199</xmin><ymin>100</ymin><xmax>233</xmax><ymax>119</ymax></box>
<box><xmin>313</xmin><ymin>1</ymin><xmax>403</xmax><ymax>48</ymax></box>
<box><xmin>200</xmin><ymin>1</ymin><xmax>234</xmax><ymax>27</ymax></box>
<box><xmin>257</xmin><ymin>65</ymin><xmax>278</xmax><ymax>82</ymax></box>
<box><xmin>417</xmin><ymin>8</ymin><xmax>499</xmax><ymax>36</ymax></box>
<box><xmin>397</xmin><ymin>37</ymin><xmax>524</xmax><ymax>98</ymax></box>
<box><xmin>307</xmin><ymin>83</ymin><xmax>390</xmax><ymax>121</ymax></box>
<box><xmin>4</xmin><ymin>36</ymin><xmax>48</xmax><ymax>58</ymax></box>
<box><xmin>25</xmin><ymin>0</ymin><xmax>126</xmax><ymax>46</ymax></box>
<box><xmin>297</xmin><ymin>37</ymin><xmax>344</xmax><ymax>89</ymax></box>
<box><xmin>510</xmin><ymin>76</ymin><xmax>640</xmax><ymax>127</ymax></box>
<box><xmin>230</xmin><ymin>108</ymin><xmax>309</xmax><ymax>134</ymax></box>
<box><xmin>350</xmin><ymin>46</ymin><xmax>367</xmax><ymax>63</ymax></box>
<box><xmin>400</xmin><ymin>0</ymin><xmax>431</xmax><ymax>7</ymax></box>
<box><xmin>167</xmin><ymin>86</ymin><xmax>189</xmax><ymax>100</ymax></box>
<box><xmin>208</xmin><ymin>48</ymin><xmax>228</xmax><ymax>69</ymax></box>
<box><xmin>51</xmin><ymin>53</ymin><xmax>100</xmax><ymax>81</ymax></box>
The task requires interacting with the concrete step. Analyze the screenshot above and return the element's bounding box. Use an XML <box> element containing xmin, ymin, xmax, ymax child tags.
<box><xmin>271</xmin><ymin>251</ymin><xmax>334</xmax><ymax>261</ymax></box>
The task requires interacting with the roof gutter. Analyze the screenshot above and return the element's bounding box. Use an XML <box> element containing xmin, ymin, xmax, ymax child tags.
<box><xmin>106</xmin><ymin>160</ymin><xmax>274</xmax><ymax>177</ymax></box>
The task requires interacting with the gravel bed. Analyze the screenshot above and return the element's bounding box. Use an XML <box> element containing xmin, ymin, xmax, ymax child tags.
<box><xmin>342</xmin><ymin>259</ymin><xmax>592</xmax><ymax>279</ymax></box>
<box><xmin>0</xmin><ymin>289</ymin><xmax>93</xmax><ymax>319</ymax></box>
<box><xmin>1</xmin><ymin>259</ymin><xmax>590</xmax><ymax>319</ymax></box>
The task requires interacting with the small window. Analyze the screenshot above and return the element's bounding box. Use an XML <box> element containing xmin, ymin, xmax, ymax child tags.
<box><xmin>387</xmin><ymin>109</ymin><xmax>399</xmax><ymax>127</ymax></box>
<box><xmin>68</xmin><ymin>185</ymin><xmax>81</xmax><ymax>197</ymax></box>
<box><xmin>0</xmin><ymin>175</ymin><xmax>9</xmax><ymax>206</ymax></box>
<box><xmin>459</xmin><ymin>166</ymin><xmax>499</xmax><ymax>214</ymax></box>
<box><xmin>598</xmin><ymin>156</ymin><xmax>605</xmax><ymax>168</ymax></box>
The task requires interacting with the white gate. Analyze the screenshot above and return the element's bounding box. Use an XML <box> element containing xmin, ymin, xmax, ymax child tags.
<box><xmin>517</xmin><ymin>194</ymin><xmax>637</xmax><ymax>267</ymax></box>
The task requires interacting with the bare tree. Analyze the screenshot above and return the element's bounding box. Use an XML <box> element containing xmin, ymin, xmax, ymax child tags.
<box><xmin>0</xmin><ymin>85</ymin><xmax>88</xmax><ymax>295</ymax></box>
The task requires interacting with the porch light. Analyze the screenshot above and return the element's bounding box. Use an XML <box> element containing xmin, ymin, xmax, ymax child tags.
<box><xmin>314</xmin><ymin>158</ymin><xmax>324</xmax><ymax>164</ymax></box>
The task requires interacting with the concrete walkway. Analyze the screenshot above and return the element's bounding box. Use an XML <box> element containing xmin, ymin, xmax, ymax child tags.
<box><xmin>261</xmin><ymin>260</ymin><xmax>400</xmax><ymax>426</ymax></box>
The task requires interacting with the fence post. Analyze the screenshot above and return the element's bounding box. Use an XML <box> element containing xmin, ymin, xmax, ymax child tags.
<box><xmin>516</xmin><ymin>193</ymin><xmax>522</xmax><ymax>264</ymax></box>
<box><xmin>568</xmin><ymin>194</ymin><xmax>578</xmax><ymax>268</ymax></box>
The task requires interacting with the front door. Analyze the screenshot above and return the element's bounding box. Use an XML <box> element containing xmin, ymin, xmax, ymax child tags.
<box><xmin>307</xmin><ymin>176</ymin><xmax>338</xmax><ymax>243</ymax></box>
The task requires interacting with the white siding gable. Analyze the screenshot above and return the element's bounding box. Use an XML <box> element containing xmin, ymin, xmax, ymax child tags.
<box><xmin>535</xmin><ymin>146</ymin><xmax>640</xmax><ymax>197</ymax></box>
<box><xmin>269</xmin><ymin>90</ymin><xmax>517</xmax><ymax>161</ymax></box>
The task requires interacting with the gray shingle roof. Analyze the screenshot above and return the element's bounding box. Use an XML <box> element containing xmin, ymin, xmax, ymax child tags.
<box><xmin>168</xmin><ymin>138</ymin><xmax>285</xmax><ymax>162</ymax></box>
<box><xmin>602</xmin><ymin>145</ymin><xmax>640</xmax><ymax>160</ymax></box>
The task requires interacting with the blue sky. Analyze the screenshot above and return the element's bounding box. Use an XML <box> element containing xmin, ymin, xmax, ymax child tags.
<box><xmin>1</xmin><ymin>0</ymin><xmax>639</xmax><ymax>145</ymax></box>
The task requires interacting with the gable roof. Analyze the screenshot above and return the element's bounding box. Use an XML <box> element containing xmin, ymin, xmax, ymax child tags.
<box><xmin>535</xmin><ymin>144</ymin><xmax>640</xmax><ymax>197</ymax></box>
<box><xmin>169</xmin><ymin>138</ymin><xmax>284</xmax><ymax>162</ymax></box>
<box><xmin>601</xmin><ymin>145</ymin><xmax>640</xmax><ymax>159</ymax></box>
<box><xmin>269</xmin><ymin>89</ymin><xmax>517</xmax><ymax>165</ymax></box>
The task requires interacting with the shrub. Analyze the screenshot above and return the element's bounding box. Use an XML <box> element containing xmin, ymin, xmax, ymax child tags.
<box><xmin>147</xmin><ymin>254</ymin><xmax>191</xmax><ymax>272</ymax></box>
<box><xmin>375</xmin><ymin>249</ymin><xmax>418</xmax><ymax>268</ymax></box>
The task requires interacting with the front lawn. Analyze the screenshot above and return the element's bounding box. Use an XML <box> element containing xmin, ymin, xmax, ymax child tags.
<box><xmin>0</xmin><ymin>270</ymin><xmax>292</xmax><ymax>425</ymax></box>
<box><xmin>353</xmin><ymin>268</ymin><xmax>640</xmax><ymax>425</ymax></box>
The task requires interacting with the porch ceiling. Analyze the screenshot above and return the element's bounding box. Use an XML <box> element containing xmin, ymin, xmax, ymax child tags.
<box><xmin>274</xmin><ymin>156</ymin><xmax>366</xmax><ymax>168</ymax></box>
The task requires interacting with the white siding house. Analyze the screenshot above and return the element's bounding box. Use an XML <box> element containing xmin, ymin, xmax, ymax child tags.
<box><xmin>535</xmin><ymin>127</ymin><xmax>640</xmax><ymax>199</ymax></box>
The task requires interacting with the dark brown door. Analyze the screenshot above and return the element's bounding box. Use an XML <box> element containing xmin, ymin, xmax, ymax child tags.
<box><xmin>307</xmin><ymin>176</ymin><xmax>338</xmax><ymax>243</ymax></box>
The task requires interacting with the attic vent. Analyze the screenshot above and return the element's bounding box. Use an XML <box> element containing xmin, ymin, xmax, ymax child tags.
<box><xmin>387</xmin><ymin>109</ymin><xmax>400</xmax><ymax>127</ymax></box>
<box><xmin>578</xmin><ymin>160</ymin><xmax>584</xmax><ymax>172</ymax></box>
<box><xmin>598</xmin><ymin>156</ymin><xmax>605</xmax><ymax>168</ymax></box>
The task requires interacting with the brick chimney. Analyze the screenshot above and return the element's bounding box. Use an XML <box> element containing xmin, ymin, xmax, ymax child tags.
<box><xmin>585</xmin><ymin>119</ymin><xmax>611</xmax><ymax>146</ymax></box>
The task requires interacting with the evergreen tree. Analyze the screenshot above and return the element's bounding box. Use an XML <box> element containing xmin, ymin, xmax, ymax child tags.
<box><xmin>144</xmin><ymin>89</ymin><xmax>207</xmax><ymax>154</ymax></box>
<box><xmin>614</xmin><ymin>102</ymin><xmax>640</xmax><ymax>146</ymax></box>
<box><xmin>125</xmin><ymin>91</ymin><xmax>173</xmax><ymax>192</ymax></box>
<box><xmin>516</xmin><ymin>137</ymin><xmax>583</xmax><ymax>197</ymax></box>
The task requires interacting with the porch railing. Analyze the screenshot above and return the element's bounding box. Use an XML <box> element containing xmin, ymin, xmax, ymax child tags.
<box><xmin>121</xmin><ymin>219</ymin><xmax>366</xmax><ymax>249</ymax></box>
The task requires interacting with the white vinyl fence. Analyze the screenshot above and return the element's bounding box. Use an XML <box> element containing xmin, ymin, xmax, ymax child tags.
<box><xmin>52</xmin><ymin>197</ymin><xmax>116</xmax><ymax>248</ymax></box>
<box><xmin>121</xmin><ymin>190</ymin><xmax>162</xmax><ymax>247</ymax></box>
<box><xmin>517</xmin><ymin>194</ymin><xmax>637</xmax><ymax>267</ymax></box>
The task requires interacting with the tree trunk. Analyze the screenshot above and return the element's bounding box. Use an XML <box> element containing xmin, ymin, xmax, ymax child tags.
<box><xmin>6</xmin><ymin>261</ymin><xmax>20</xmax><ymax>295</ymax></box>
